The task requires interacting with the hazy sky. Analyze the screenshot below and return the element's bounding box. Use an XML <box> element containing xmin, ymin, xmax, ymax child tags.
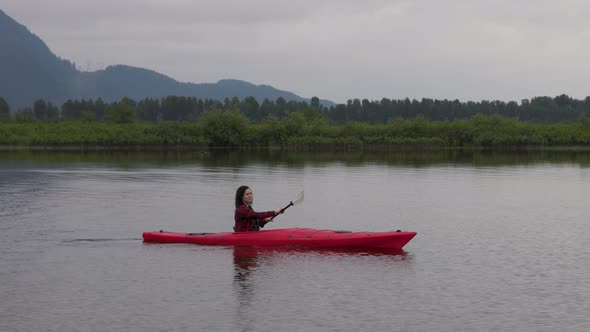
<box><xmin>3</xmin><ymin>0</ymin><xmax>589</xmax><ymax>103</ymax></box>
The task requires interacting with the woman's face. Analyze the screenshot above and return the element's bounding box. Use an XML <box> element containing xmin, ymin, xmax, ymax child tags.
<box><xmin>242</xmin><ymin>188</ymin><xmax>253</xmax><ymax>205</ymax></box>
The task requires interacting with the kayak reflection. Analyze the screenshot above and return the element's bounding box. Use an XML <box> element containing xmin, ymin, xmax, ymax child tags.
<box><xmin>233</xmin><ymin>245</ymin><xmax>408</xmax><ymax>276</ymax></box>
<box><xmin>231</xmin><ymin>245</ymin><xmax>409</xmax><ymax>331</ymax></box>
<box><xmin>232</xmin><ymin>245</ymin><xmax>409</xmax><ymax>283</ymax></box>
<box><xmin>233</xmin><ymin>245</ymin><xmax>408</xmax><ymax>267</ymax></box>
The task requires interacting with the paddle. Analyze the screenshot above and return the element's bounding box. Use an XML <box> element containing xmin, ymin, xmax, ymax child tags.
<box><xmin>271</xmin><ymin>191</ymin><xmax>304</xmax><ymax>220</ymax></box>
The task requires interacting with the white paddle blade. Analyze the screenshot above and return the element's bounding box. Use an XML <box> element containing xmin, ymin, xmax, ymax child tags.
<box><xmin>292</xmin><ymin>191</ymin><xmax>304</xmax><ymax>205</ymax></box>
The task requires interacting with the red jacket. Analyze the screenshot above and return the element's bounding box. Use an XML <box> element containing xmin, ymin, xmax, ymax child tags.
<box><xmin>234</xmin><ymin>204</ymin><xmax>276</xmax><ymax>232</ymax></box>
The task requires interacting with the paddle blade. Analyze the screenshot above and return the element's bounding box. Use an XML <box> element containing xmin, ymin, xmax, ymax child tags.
<box><xmin>292</xmin><ymin>191</ymin><xmax>304</xmax><ymax>205</ymax></box>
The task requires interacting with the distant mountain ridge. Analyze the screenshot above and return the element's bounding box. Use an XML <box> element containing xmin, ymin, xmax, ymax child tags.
<box><xmin>0</xmin><ymin>9</ymin><xmax>333</xmax><ymax>110</ymax></box>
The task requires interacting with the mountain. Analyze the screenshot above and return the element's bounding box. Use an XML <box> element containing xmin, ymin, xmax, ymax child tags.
<box><xmin>0</xmin><ymin>9</ymin><xmax>78</xmax><ymax>109</ymax></box>
<box><xmin>0</xmin><ymin>9</ymin><xmax>333</xmax><ymax>110</ymax></box>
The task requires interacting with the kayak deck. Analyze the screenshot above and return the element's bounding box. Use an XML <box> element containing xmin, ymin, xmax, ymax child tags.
<box><xmin>143</xmin><ymin>228</ymin><xmax>417</xmax><ymax>249</ymax></box>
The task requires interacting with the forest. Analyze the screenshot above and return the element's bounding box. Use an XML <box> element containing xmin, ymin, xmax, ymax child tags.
<box><xmin>2</xmin><ymin>94</ymin><xmax>590</xmax><ymax>124</ymax></box>
<box><xmin>1</xmin><ymin>94</ymin><xmax>590</xmax><ymax>149</ymax></box>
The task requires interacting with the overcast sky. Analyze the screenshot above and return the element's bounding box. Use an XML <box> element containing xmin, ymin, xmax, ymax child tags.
<box><xmin>2</xmin><ymin>0</ymin><xmax>589</xmax><ymax>103</ymax></box>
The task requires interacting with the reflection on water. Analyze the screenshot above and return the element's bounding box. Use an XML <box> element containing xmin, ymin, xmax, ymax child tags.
<box><xmin>232</xmin><ymin>247</ymin><xmax>259</xmax><ymax>332</ymax></box>
<box><xmin>3</xmin><ymin>149</ymin><xmax>590</xmax><ymax>168</ymax></box>
<box><xmin>231</xmin><ymin>245</ymin><xmax>411</xmax><ymax>332</ymax></box>
<box><xmin>233</xmin><ymin>246</ymin><xmax>409</xmax><ymax>263</ymax></box>
<box><xmin>232</xmin><ymin>246</ymin><xmax>410</xmax><ymax>285</ymax></box>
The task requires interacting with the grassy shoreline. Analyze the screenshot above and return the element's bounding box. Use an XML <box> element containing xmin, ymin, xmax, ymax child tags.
<box><xmin>2</xmin><ymin>114</ymin><xmax>590</xmax><ymax>150</ymax></box>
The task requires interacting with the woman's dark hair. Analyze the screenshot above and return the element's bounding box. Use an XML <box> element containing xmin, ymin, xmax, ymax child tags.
<box><xmin>235</xmin><ymin>185</ymin><xmax>250</xmax><ymax>208</ymax></box>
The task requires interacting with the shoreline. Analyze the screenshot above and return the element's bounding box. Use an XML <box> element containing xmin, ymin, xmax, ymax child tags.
<box><xmin>2</xmin><ymin>144</ymin><xmax>590</xmax><ymax>152</ymax></box>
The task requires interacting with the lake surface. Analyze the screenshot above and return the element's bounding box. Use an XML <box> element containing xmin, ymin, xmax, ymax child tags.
<box><xmin>1</xmin><ymin>150</ymin><xmax>589</xmax><ymax>332</ymax></box>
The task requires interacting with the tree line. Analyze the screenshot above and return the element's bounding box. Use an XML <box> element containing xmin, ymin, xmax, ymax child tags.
<box><xmin>1</xmin><ymin>94</ymin><xmax>590</xmax><ymax>124</ymax></box>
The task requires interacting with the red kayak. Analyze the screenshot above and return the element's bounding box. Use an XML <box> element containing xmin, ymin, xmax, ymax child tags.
<box><xmin>142</xmin><ymin>228</ymin><xmax>417</xmax><ymax>249</ymax></box>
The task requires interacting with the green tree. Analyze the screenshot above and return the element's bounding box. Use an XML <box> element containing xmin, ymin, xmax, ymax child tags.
<box><xmin>282</xmin><ymin>111</ymin><xmax>306</xmax><ymax>136</ymax></box>
<box><xmin>137</xmin><ymin>98</ymin><xmax>161</xmax><ymax>123</ymax></box>
<box><xmin>200</xmin><ymin>109</ymin><xmax>248</xmax><ymax>147</ymax></box>
<box><xmin>46</xmin><ymin>102</ymin><xmax>60</xmax><ymax>122</ymax></box>
<box><xmin>259</xmin><ymin>99</ymin><xmax>275</xmax><ymax>122</ymax></box>
<box><xmin>106</xmin><ymin>101</ymin><xmax>136</xmax><ymax>124</ymax></box>
<box><xmin>161</xmin><ymin>96</ymin><xmax>199</xmax><ymax>122</ymax></box>
<box><xmin>241</xmin><ymin>96</ymin><xmax>259</xmax><ymax>120</ymax></box>
<box><xmin>302</xmin><ymin>107</ymin><xmax>328</xmax><ymax>124</ymax></box>
<box><xmin>274</xmin><ymin>97</ymin><xmax>287</xmax><ymax>118</ymax></box>
<box><xmin>310</xmin><ymin>96</ymin><xmax>320</xmax><ymax>108</ymax></box>
<box><xmin>0</xmin><ymin>97</ymin><xmax>10</xmax><ymax>122</ymax></box>
<box><xmin>33</xmin><ymin>99</ymin><xmax>48</xmax><ymax>121</ymax></box>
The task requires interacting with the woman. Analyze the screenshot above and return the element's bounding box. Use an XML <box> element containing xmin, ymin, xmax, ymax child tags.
<box><xmin>234</xmin><ymin>185</ymin><xmax>284</xmax><ymax>232</ymax></box>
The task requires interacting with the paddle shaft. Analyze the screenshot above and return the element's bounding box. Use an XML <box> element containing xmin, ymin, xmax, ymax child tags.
<box><xmin>271</xmin><ymin>201</ymin><xmax>293</xmax><ymax>220</ymax></box>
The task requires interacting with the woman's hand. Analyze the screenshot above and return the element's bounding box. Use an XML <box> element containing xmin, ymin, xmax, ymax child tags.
<box><xmin>275</xmin><ymin>208</ymin><xmax>284</xmax><ymax>215</ymax></box>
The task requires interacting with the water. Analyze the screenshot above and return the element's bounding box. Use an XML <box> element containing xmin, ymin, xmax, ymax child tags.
<box><xmin>1</xmin><ymin>150</ymin><xmax>589</xmax><ymax>331</ymax></box>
